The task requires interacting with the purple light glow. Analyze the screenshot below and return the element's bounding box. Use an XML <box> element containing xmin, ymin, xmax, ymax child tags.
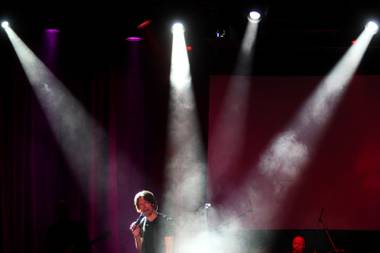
<box><xmin>126</xmin><ymin>36</ymin><xmax>143</xmax><ymax>42</ymax></box>
<box><xmin>45</xmin><ymin>28</ymin><xmax>60</xmax><ymax>33</ymax></box>
<box><xmin>43</xmin><ymin>28</ymin><xmax>60</xmax><ymax>70</ymax></box>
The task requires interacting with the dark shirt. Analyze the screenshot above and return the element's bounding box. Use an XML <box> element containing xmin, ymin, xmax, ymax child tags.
<box><xmin>141</xmin><ymin>213</ymin><xmax>173</xmax><ymax>253</ymax></box>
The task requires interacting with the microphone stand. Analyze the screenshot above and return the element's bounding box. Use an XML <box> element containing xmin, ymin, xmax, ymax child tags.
<box><xmin>204</xmin><ymin>202</ymin><xmax>211</xmax><ymax>230</ymax></box>
<box><xmin>318</xmin><ymin>209</ymin><xmax>344</xmax><ymax>253</ymax></box>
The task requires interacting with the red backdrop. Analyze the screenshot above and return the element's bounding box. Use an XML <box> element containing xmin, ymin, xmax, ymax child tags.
<box><xmin>208</xmin><ymin>75</ymin><xmax>380</xmax><ymax>230</ymax></box>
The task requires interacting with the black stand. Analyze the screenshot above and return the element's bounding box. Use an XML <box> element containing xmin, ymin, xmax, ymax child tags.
<box><xmin>204</xmin><ymin>202</ymin><xmax>211</xmax><ymax>229</ymax></box>
<box><xmin>318</xmin><ymin>208</ymin><xmax>345</xmax><ymax>253</ymax></box>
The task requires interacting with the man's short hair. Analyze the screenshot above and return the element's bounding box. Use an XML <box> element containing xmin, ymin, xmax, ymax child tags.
<box><xmin>134</xmin><ymin>190</ymin><xmax>157</xmax><ymax>211</ymax></box>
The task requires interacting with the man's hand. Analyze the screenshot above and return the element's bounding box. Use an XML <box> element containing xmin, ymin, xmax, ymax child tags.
<box><xmin>130</xmin><ymin>221</ymin><xmax>143</xmax><ymax>251</ymax></box>
<box><xmin>130</xmin><ymin>222</ymin><xmax>141</xmax><ymax>238</ymax></box>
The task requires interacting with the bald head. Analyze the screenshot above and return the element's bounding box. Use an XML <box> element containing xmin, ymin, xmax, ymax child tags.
<box><xmin>292</xmin><ymin>235</ymin><xmax>305</xmax><ymax>253</ymax></box>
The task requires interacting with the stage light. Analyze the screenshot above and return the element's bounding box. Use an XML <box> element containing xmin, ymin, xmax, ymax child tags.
<box><xmin>172</xmin><ymin>22</ymin><xmax>184</xmax><ymax>33</ymax></box>
<box><xmin>126</xmin><ymin>36</ymin><xmax>143</xmax><ymax>42</ymax></box>
<box><xmin>248</xmin><ymin>11</ymin><xmax>261</xmax><ymax>23</ymax></box>
<box><xmin>137</xmin><ymin>19</ymin><xmax>152</xmax><ymax>29</ymax></box>
<box><xmin>1</xmin><ymin>21</ymin><xmax>9</xmax><ymax>28</ymax></box>
<box><xmin>45</xmin><ymin>28</ymin><xmax>60</xmax><ymax>33</ymax></box>
<box><xmin>365</xmin><ymin>21</ymin><xmax>378</xmax><ymax>35</ymax></box>
<box><xmin>216</xmin><ymin>29</ymin><xmax>226</xmax><ymax>38</ymax></box>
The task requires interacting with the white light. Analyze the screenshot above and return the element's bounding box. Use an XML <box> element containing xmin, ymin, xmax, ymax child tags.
<box><xmin>170</xmin><ymin>22</ymin><xmax>191</xmax><ymax>90</ymax></box>
<box><xmin>172</xmin><ymin>22</ymin><xmax>184</xmax><ymax>33</ymax></box>
<box><xmin>365</xmin><ymin>21</ymin><xmax>379</xmax><ymax>35</ymax></box>
<box><xmin>1</xmin><ymin>21</ymin><xmax>9</xmax><ymax>28</ymax></box>
<box><xmin>248</xmin><ymin>11</ymin><xmax>261</xmax><ymax>23</ymax></box>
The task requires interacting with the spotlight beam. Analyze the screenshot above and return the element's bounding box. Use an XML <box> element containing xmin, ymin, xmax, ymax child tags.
<box><xmin>165</xmin><ymin>22</ymin><xmax>206</xmax><ymax>212</ymax></box>
<box><xmin>4</xmin><ymin>24</ymin><xmax>141</xmax><ymax>250</ymax></box>
<box><xmin>164</xmin><ymin>22</ymin><xmax>208</xmax><ymax>253</ymax></box>
<box><xmin>225</xmin><ymin>20</ymin><xmax>378</xmax><ymax>229</ymax></box>
<box><xmin>3</xmin><ymin>26</ymin><xmax>137</xmax><ymax>244</ymax></box>
<box><xmin>3</xmin><ymin>25</ymin><xmax>110</xmax><ymax>197</ymax></box>
<box><xmin>209</xmin><ymin>16</ymin><xmax>260</xmax><ymax>188</ymax></box>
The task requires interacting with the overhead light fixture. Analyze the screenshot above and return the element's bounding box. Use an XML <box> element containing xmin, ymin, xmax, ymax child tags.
<box><xmin>1</xmin><ymin>20</ymin><xmax>9</xmax><ymax>29</ymax></box>
<box><xmin>172</xmin><ymin>22</ymin><xmax>185</xmax><ymax>33</ymax></box>
<box><xmin>248</xmin><ymin>11</ymin><xmax>261</xmax><ymax>23</ymax></box>
<box><xmin>365</xmin><ymin>20</ymin><xmax>379</xmax><ymax>35</ymax></box>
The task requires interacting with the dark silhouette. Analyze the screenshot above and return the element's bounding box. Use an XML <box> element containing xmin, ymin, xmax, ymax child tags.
<box><xmin>46</xmin><ymin>200</ymin><xmax>91</xmax><ymax>253</ymax></box>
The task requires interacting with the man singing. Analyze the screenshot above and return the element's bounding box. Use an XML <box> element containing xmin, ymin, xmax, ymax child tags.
<box><xmin>130</xmin><ymin>190</ymin><xmax>174</xmax><ymax>253</ymax></box>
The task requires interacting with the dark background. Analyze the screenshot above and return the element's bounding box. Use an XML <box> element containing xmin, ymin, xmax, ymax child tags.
<box><xmin>2</xmin><ymin>1</ymin><xmax>380</xmax><ymax>75</ymax></box>
<box><xmin>1</xmin><ymin>1</ymin><xmax>380</xmax><ymax>253</ymax></box>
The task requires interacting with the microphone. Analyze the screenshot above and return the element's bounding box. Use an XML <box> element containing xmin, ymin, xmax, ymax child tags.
<box><xmin>133</xmin><ymin>213</ymin><xmax>144</xmax><ymax>230</ymax></box>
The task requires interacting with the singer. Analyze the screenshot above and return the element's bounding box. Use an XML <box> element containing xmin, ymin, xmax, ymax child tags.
<box><xmin>130</xmin><ymin>190</ymin><xmax>173</xmax><ymax>253</ymax></box>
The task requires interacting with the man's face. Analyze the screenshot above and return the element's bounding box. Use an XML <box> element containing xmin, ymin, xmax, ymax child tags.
<box><xmin>292</xmin><ymin>236</ymin><xmax>305</xmax><ymax>253</ymax></box>
<box><xmin>137</xmin><ymin>197</ymin><xmax>154</xmax><ymax>216</ymax></box>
